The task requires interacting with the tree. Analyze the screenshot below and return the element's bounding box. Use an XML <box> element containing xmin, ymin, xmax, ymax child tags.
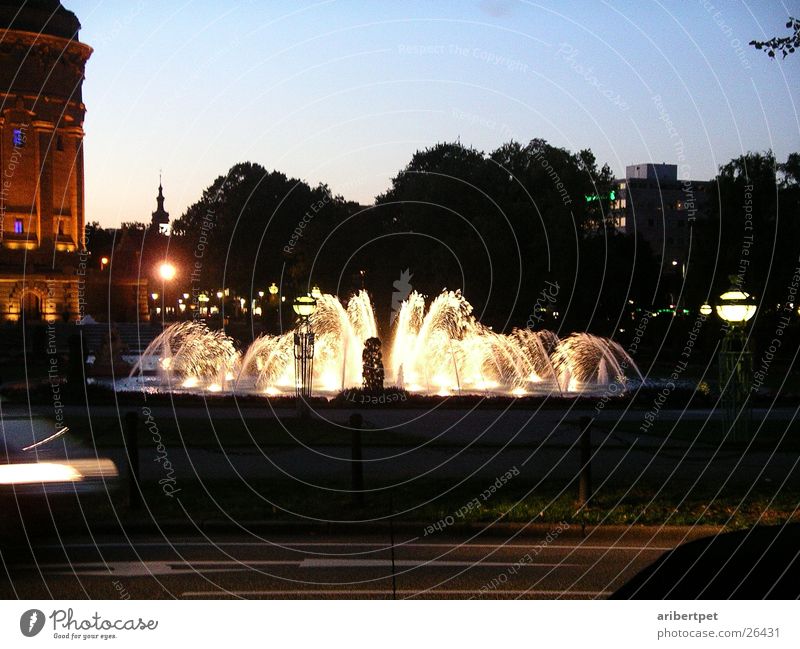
<box><xmin>750</xmin><ymin>17</ymin><xmax>800</xmax><ymax>59</ymax></box>
<box><xmin>372</xmin><ymin>139</ymin><xmax>620</xmax><ymax>329</ymax></box>
<box><xmin>171</xmin><ymin>162</ymin><xmax>350</xmax><ymax>295</ymax></box>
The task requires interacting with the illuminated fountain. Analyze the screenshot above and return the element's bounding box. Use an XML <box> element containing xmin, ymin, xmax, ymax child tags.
<box><xmin>128</xmin><ymin>321</ymin><xmax>240</xmax><ymax>392</ymax></box>
<box><xmin>127</xmin><ymin>290</ymin><xmax>640</xmax><ymax>397</ymax></box>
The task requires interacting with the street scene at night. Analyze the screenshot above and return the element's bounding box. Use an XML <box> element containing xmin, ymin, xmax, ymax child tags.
<box><xmin>1</xmin><ymin>0</ymin><xmax>799</xmax><ymax>645</ymax></box>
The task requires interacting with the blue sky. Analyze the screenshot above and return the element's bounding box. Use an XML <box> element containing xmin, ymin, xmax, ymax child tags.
<box><xmin>70</xmin><ymin>0</ymin><xmax>800</xmax><ymax>227</ymax></box>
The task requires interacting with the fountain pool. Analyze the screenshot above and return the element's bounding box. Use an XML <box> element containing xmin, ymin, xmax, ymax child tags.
<box><xmin>122</xmin><ymin>290</ymin><xmax>641</xmax><ymax>398</ymax></box>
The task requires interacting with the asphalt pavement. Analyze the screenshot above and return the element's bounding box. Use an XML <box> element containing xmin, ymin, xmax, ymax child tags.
<box><xmin>0</xmin><ymin>526</ymin><xmax>712</xmax><ymax>599</ymax></box>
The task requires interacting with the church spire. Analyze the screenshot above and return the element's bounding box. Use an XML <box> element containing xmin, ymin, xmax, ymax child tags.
<box><xmin>151</xmin><ymin>174</ymin><xmax>170</xmax><ymax>234</ymax></box>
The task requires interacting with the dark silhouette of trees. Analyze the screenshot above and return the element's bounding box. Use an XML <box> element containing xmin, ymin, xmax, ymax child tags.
<box><xmin>170</xmin><ymin>162</ymin><xmax>353</xmax><ymax>296</ymax></box>
<box><xmin>373</xmin><ymin>139</ymin><xmax>645</xmax><ymax>331</ymax></box>
<box><xmin>101</xmin><ymin>143</ymin><xmax>798</xmax><ymax>342</ymax></box>
<box><xmin>750</xmin><ymin>17</ymin><xmax>800</xmax><ymax>59</ymax></box>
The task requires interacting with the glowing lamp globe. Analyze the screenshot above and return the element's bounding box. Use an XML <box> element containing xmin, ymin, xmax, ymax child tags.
<box><xmin>699</xmin><ymin>303</ymin><xmax>712</xmax><ymax>316</ymax></box>
<box><xmin>715</xmin><ymin>290</ymin><xmax>756</xmax><ymax>324</ymax></box>
<box><xmin>293</xmin><ymin>295</ymin><xmax>317</xmax><ymax>318</ymax></box>
<box><xmin>269</xmin><ymin>282</ymin><xmax>279</xmax><ymax>296</ymax></box>
<box><xmin>158</xmin><ymin>262</ymin><xmax>176</xmax><ymax>281</ymax></box>
<box><xmin>311</xmin><ymin>285</ymin><xmax>323</xmax><ymax>300</ymax></box>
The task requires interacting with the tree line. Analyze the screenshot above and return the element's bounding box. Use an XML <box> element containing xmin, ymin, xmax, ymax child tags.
<box><xmin>86</xmin><ymin>142</ymin><xmax>799</xmax><ymax>338</ymax></box>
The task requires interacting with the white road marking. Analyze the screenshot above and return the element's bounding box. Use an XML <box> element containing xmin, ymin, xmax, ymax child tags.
<box><xmin>40</xmin><ymin>560</ymin><xmax>300</xmax><ymax>577</ymax></box>
<box><xmin>38</xmin><ymin>557</ymin><xmax>581</xmax><ymax>576</ymax></box>
<box><xmin>300</xmin><ymin>559</ymin><xmax>580</xmax><ymax>568</ymax></box>
<box><xmin>48</xmin><ymin>541</ymin><xmax>674</xmax><ymax>552</ymax></box>
<box><xmin>180</xmin><ymin>589</ymin><xmax>612</xmax><ymax>598</ymax></box>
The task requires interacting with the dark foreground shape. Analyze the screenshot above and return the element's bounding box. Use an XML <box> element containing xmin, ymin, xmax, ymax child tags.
<box><xmin>612</xmin><ymin>524</ymin><xmax>800</xmax><ymax>599</ymax></box>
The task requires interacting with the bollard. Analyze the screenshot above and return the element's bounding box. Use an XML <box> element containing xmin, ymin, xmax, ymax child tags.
<box><xmin>578</xmin><ymin>416</ymin><xmax>592</xmax><ymax>506</ymax></box>
<box><xmin>350</xmin><ymin>412</ymin><xmax>365</xmax><ymax>505</ymax></box>
<box><xmin>124</xmin><ymin>411</ymin><xmax>142</xmax><ymax>511</ymax></box>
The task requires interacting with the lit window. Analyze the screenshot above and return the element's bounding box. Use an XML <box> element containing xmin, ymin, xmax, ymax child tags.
<box><xmin>12</xmin><ymin>128</ymin><xmax>26</xmax><ymax>148</ymax></box>
<box><xmin>14</xmin><ymin>218</ymin><xmax>23</xmax><ymax>233</ymax></box>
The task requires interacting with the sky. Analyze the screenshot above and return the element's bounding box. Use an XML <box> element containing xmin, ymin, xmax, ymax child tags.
<box><xmin>69</xmin><ymin>0</ymin><xmax>800</xmax><ymax>227</ymax></box>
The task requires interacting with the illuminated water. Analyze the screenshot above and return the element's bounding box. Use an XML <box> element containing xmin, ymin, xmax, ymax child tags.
<box><xmin>126</xmin><ymin>290</ymin><xmax>641</xmax><ymax>397</ymax></box>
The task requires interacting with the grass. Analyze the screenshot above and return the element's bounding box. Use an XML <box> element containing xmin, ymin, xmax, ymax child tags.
<box><xmin>86</xmin><ymin>478</ymin><xmax>800</xmax><ymax>530</ymax></box>
<box><xmin>605</xmin><ymin>418</ymin><xmax>800</xmax><ymax>451</ymax></box>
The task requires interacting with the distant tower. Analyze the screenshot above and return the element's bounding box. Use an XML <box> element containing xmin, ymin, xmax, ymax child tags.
<box><xmin>150</xmin><ymin>175</ymin><xmax>170</xmax><ymax>235</ymax></box>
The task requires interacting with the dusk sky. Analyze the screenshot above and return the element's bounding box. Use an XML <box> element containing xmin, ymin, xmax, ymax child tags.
<box><xmin>71</xmin><ymin>0</ymin><xmax>800</xmax><ymax>227</ymax></box>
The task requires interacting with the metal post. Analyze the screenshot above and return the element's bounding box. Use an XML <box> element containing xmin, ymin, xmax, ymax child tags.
<box><xmin>578</xmin><ymin>416</ymin><xmax>592</xmax><ymax>506</ymax></box>
<box><xmin>293</xmin><ymin>321</ymin><xmax>315</xmax><ymax>419</ymax></box>
<box><xmin>350</xmin><ymin>413</ymin><xmax>364</xmax><ymax>505</ymax></box>
<box><xmin>719</xmin><ymin>327</ymin><xmax>751</xmax><ymax>442</ymax></box>
<box><xmin>124</xmin><ymin>411</ymin><xmax>141</xmax><ymax>510</ymax></box>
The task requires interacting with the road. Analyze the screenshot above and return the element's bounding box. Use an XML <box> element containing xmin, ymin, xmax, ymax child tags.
<box><xmin>0</xmin><ymin>526</ymin><xmax>712</xmax><ymax>599</ymax></box>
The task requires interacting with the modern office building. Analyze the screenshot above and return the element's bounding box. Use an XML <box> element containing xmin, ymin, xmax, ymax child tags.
<box><xmin>611</xmin><ymin>163</ymin><xmax>712</xmax><ymax>269</ymax></box>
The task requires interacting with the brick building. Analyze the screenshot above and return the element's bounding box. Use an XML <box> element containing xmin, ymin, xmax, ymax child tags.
<box><xmin>0</xmin><ymin>0</ymin><xmax>91</xmax><ymax>322</ymax></box>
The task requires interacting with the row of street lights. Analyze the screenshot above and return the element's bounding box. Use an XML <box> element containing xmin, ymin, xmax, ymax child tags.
<box><xmin>156</xmin><ymin>258</ymin><xmax>322</xmax><ymax>417</ymax></box>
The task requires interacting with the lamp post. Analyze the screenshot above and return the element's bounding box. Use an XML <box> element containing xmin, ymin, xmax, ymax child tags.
<box><xmin>293</xmin><ymin>295</ymin><xmax>317</xmax><ymax>419</ymax></box>
<box><xmin>268</xmin><ymin>282</ymin><xmax>279</xmax><ymax>331</ymax></box>
<box><xmin>198</xmin><ymin>292</ymin><xmax>209</xmax><ymax>317</ymax></box>
<box><xmin>714</xmin><ymin>287</ymin><xmax>756</xmax><ymax>441</ymax></box>
<box><xmin>156</xmin><ymin>262</ymin><xmax>176</xmax><ymax>321</ymax></box>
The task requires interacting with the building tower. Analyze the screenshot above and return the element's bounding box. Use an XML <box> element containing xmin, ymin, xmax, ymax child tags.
<box><xmin>150</xmin><ymin>176</ymin><xmax>170</xmax><ymax>235</ymax></box>
<box><xmin>0</xmin><ymin>0</ymin><xmax>92</xmax><ymax>321</ymax></box>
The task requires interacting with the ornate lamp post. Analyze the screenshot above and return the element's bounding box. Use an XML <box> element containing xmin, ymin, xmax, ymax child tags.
<box><xmin>293</xmin><ymin>295</ymin><xmax>317</xmax><ymax>418</ymax></box>
<box><xmin>714</xmin><ymin>287</ymin><xmax>757</xmax><ymax>441</ymax></box>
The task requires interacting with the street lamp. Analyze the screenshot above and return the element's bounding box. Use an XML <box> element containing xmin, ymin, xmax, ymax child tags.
<box><xmin>293</xmin><ymin>295</ymin><xmax>317</xmax><ymax>419</ymax></box>
<box><xmin>158</xmin><ymin>262</ymin><xmax>176</xmax><ymax>281</ymax></box>
<box><xmin>268</xmin><ymin>282</ymin><xmax>279</xmax><ymax>296</ymax></box>
<box><xmin>700</xmin><ymin>303</ymin><xmax>712</xmax><ymax>316</ymax></box>
<box><xmin>715</xmin><ymin>290</ymin><xmax>757</xmax><ymax>323</ymax></box>
<box><xmin>714</xmin><ymin>286</ymin><xmax>757</xmax><ymax>441</ymax></box>
<box><xmin>311</xmin><ymin>285</ymin><xmax>323</xmax><ymax>300</ymax></box>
